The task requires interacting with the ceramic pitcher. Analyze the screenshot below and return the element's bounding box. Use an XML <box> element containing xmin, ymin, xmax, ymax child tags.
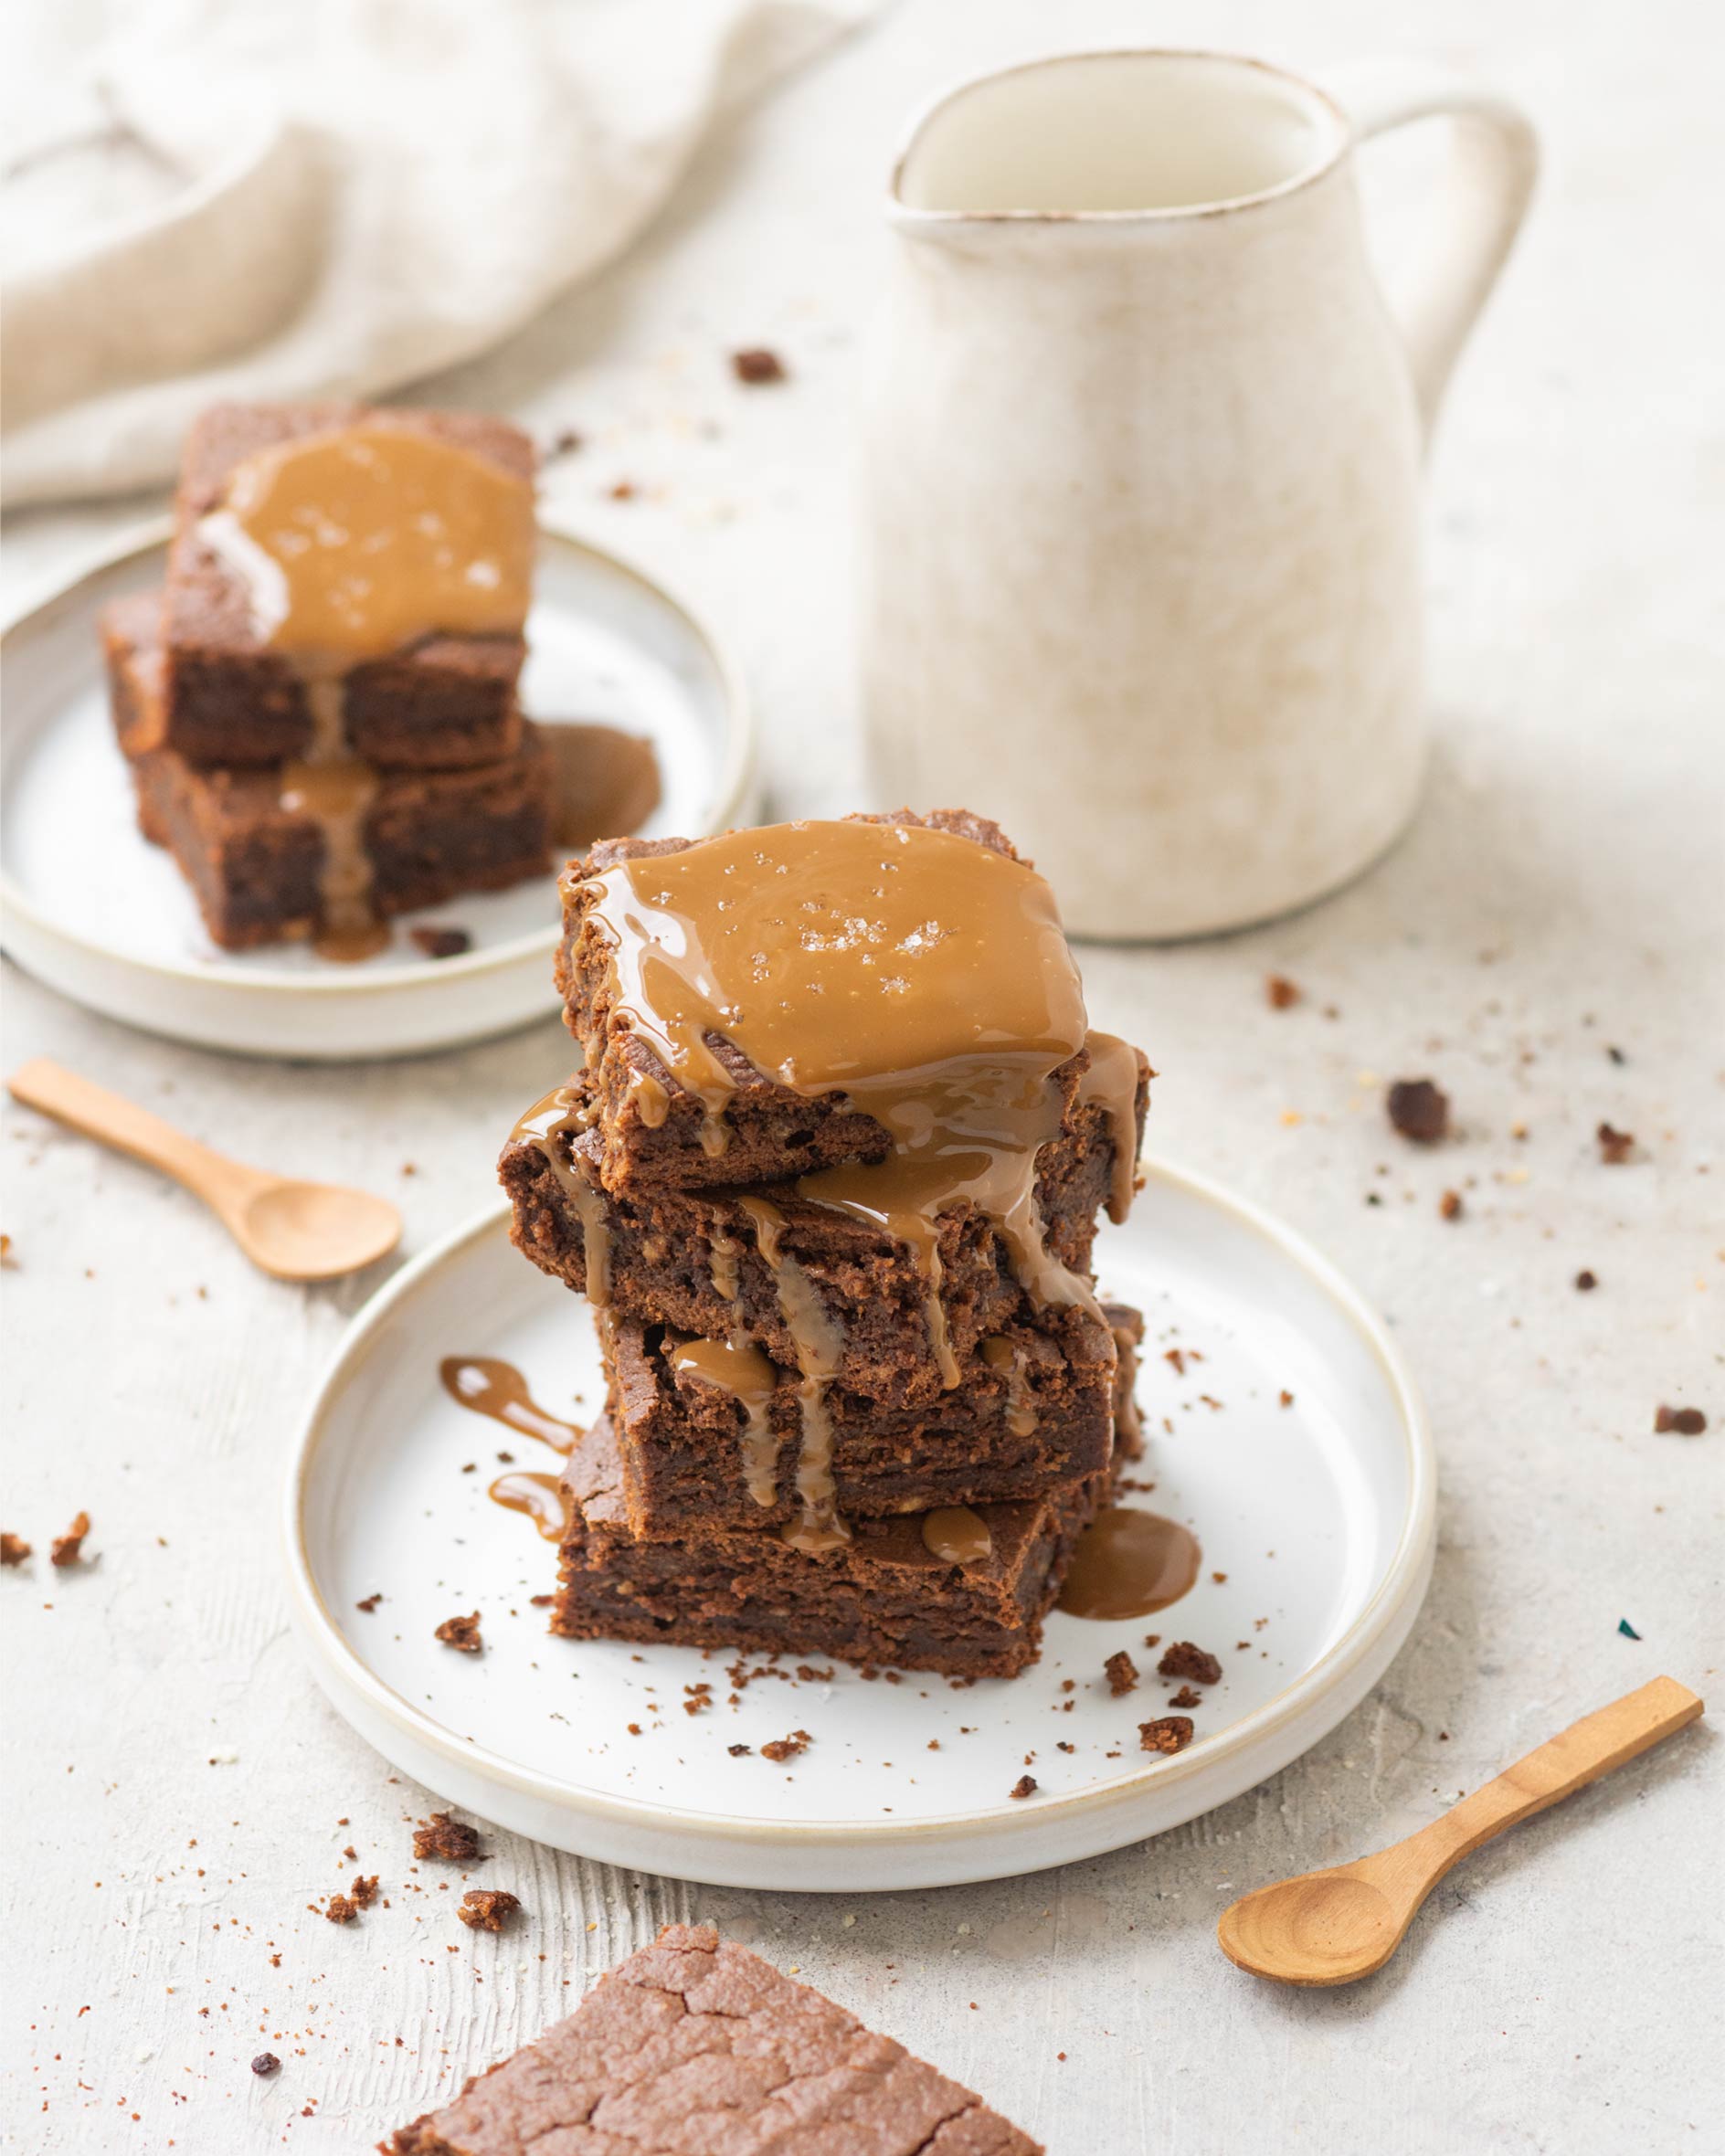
<box><xmin>860</xmin><ymin>52</ymin><xmax>1537</xmax><ymax>938</ymax></box>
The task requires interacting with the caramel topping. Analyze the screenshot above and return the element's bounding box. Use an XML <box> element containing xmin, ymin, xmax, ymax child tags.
<box><xmin>980</xmin><ymin>1335</ymin><xmax>1038</xmax><ymax>1435</ymax></box>
<box><xmin>921</xmin><ymin>1505</ymin><xmax>993</xmax><ymax>1567</ymax></box>
<box><xmin>200</xmin><ymin>422</ymin><xmax>534</xmax><ymax>667</ymax></box>
<box><xmin>511</xmin><ymin>1088</ymin><xmax>612</xmax><ymax>1305</ymax></box>
<box><xmin>439</xmin><ymin>1355</ymin><xmax>583</xmax><ymax>1453</ymax></box>
<box><xmin>667</xmin><ymin>1335</ymin><xmax>780</xmax><ymax>1511</ymax></box>
<box><xmin>1080</xmin><ymin>1030</ymin><xmax>1144</xmax><ymax>1224</ymax></box>
<box><xmin>545</xmin><ymin>724</ymin><xmax>661</xmax><ymax>851</ymax></box>
<box><xmin>488</xmin><ymin>1470</ymin><xmax>567</xmax><ymax>1541</ymax></box>
<box><xmin>1057</xmin><ymin>1509</ymin><xmax>1201</xmax><ymax>1621</ymax></box>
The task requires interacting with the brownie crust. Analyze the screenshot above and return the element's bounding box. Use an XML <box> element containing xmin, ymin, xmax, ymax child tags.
<box><xmin>604</xmin><ymin>1305</ymin><xmax>1124</xmax><ymax>1536</ymax></box>
<box><xmin>386</xmin><ymin>1921</ymin><xmax>1041</xmax><ymax>2155</ymax></box>
<box><xmin>162</xmin><ymin>405</ymin><xmax>532</xmax><ymax>768</ymax></box>
<box><xmin>552</xmin><ymin>1415</ymin><xmax>1106</xmax><ymax>1678</ymax></box>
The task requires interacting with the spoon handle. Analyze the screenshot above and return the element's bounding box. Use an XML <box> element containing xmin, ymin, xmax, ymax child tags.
<box><xmin>7</xmin><ymin>1056</ymin><xmax>252</xmax><ymax>1212</ymax></box>
<box><xmin>1394</xmin><ymin>1675</ymin><xmax>1703</xmax><ymax>1881</ymax></box>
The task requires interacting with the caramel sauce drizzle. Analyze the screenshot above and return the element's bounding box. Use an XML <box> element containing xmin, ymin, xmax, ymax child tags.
<box><xmin>577</xmin><ymin>820</ymin><xmax>1141</xmax><ymax>1550</ymax></box>
<box><xmin>199</xmin><ymin>421</ymin><xmax>534</xmax><ymax>964</ymax></box>
<box><xmin>1057</xmin><ymin>1509</ymin><xmax>1201</xmax><ymax>1621</ymax></box>
<box><xmin>667</xmin><ymin>1335</ymin><xmax>780</xmax><ymax>1512</ymax></box>
<box><xmin>545</xmin><ymin>724</ymin><xmax>661</xmax><ymax>851</ymax></box>
<box><xmin>511</xmin><ymin>1087</ymin><xmax>611</xmax><ymax>1305</ymax></box>
<box><xmin>488</xmin><ymin>1470</ymin><xmax>567</xmax><ymax>1540</ymax></box>
<box><xmin>921</xmin><ymin>1505</ymin><xmax>993</xmax><ymax>1566</ymax></box>
<box><xmin>980</xmin><ymin>1334</ymin><xmax>1038</xmax><ymax>1436</ymax></box>
<box><xmin>438</xmin><ymin>1355</ymin><xmax>584</xmax><ymax>1453</ymax></box>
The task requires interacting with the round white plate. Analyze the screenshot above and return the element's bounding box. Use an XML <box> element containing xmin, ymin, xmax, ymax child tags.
<box><xmin>284</xmin><ymin>1162</ymin><xmax>1434</xmax><ymax>1891</ymax></box>
<box><xmin>0</xmin><ymin>520</ymin><xmax>753</xmax><ymax>1060</ymax></box>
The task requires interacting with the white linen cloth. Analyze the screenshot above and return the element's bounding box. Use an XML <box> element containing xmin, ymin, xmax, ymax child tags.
<box><xmin>1</xmin><ymin>0</ymin><xmax>875</xmax><ymax>507</ymax></box>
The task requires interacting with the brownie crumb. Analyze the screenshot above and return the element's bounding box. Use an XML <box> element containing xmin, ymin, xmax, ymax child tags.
<box><xmin>1574</xmin><ymin>1270</ymin><xmax>1598</xmax><ymax>1292</ymax></box>
<box><xmin>1279</xmin><ymin>1390</ymin><xmax>1295</xmax><ymax>1408</ymax></box>
<box><xmin>1168</xmin><ymin>1685</ymin><xmax>1202</xmax><ymax>1709</ymax></box>
<box><xmin>251</xmin><ymin>2054</ymin><xmax>280</xmax><ymax>2078</ymax></box>
<box><xmin>1104</xmin><ymin>1651</ymin><xmax>1138</xmax><ymax>1696</ymax></box>
<box><xmin>1655</xmin><ymin>1404</ymin><xmax>1707</xmax><ymax>1436</ymax></box>
<box><xmin>324</xmin><ymin>1894</ymin><xmax>359</xmax><ymax>1925</ymax></box>
<box><xmin>1141</xmin><ymin>1633</ymin><xmax>1161</xmax><ymax>1650</ymax></box>
<box><xmin>732</xmin><ymin>347</ymin><xmax>787</xmax><ymax>386</ymax></box>
<box><xmin>1387</xmin><ymin>1079</ymin><xmax>1450</xmax><ymax>1145</ymax></box>
<box><xmin>1439</xmin><ymin>1189</ymin><xmax>1464</xmax><ymax>1221</ymax></box>
<box><xmin>547</xmin><ymin>428</ymin><xmax>585</xmax><ymax>460</ymax></box>
<box><xmin>457</xmin><ymin>1888</ymin><xmax>521</xmax><ymax>1933</ymax></box>
<box><xmin>727</xmin><ymin>1743</ymin><xmax>752</xmax><ymax>1757</ymax></box>
<box><xmin>410</xmin><ymin>925</ymin><xmax>471</xmax><ymax>959</ymax></box>
<box><xmin>350</xmin><ymin>1873</ymin><xmax>379</xmax><ymax>1908</ymax></box>
<box><xmin>1139</xmin><ymin>1716</ymin><xmax>1195</xmax><ymax>1756</ymax></box>
<box><xmin>49</xmin><ymin>1511</ymin><xmax>90</xmax><ymax>1567</ymax></box>
<box><xmin>355</xmin><ymin>1591</ymin><xmax>383</xmax><ymax>1612</ymax></box>
<box><xmin>434</xmin><ymin>1611</ymin><xmax>483</xmax><ymax>1654</ymax></box>
<box><xmin>414</xmin><ymin>1813</ymin><xmax>485</xmax><ymax>1864</ymax></box>
<box><xmin>1009</xmin><ymin>1774</ymin><xmax>1038</xmax><ymax>1800</ymax></box>
<box><xmin>0</xmin><ymin>1532</ymin><xmax>30</xmax><ymax>1566</ymax></box>
<box><xmin>1158</xmin><ymin>1641</ymin><xmax>1222</xmax><ymax>1685</ymax></box>
<box><xmin>1265</xmin><ymin>974</ymin><xmax>1302</xmax><ymax>1010</ymax></box>
<box><xmin>1596</xmin><ymin>1121</ymin><xmax>1635</xmax><ymax>1164</ymax></box>
<box><xmin>760</xmin><ymin>1729</ymin><xmax>812</xmax><ymax>1764</ymax></box>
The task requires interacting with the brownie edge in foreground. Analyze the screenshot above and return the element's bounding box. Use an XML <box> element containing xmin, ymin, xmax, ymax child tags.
<box><xmin>386</xmin><ymin>1921</ymin><xmax>1041</xmax><ymax>2155</ymax></box>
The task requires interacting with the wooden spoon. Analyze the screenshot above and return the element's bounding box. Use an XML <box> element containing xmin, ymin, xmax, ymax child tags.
<box><xmin>1218</xmin><ymin>1675</ymin><xmax>1703</xmax><ymax>1987</ymax></box>
<box><xmin>8</xmin><ymin>1056</ymin><xmax>402</xmax><ymax>1283</ymax></box>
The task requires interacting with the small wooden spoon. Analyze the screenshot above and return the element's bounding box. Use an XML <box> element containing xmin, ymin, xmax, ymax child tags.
<box><xmin>1218</xmin><ymin>1675</ymin><xmax>1703</xmax><ymax>1987</ymax></box>
<box><xmin>8</xmin><ymin>1057</ymin><xmax>402</xmax><ymax>1283</ymax></box>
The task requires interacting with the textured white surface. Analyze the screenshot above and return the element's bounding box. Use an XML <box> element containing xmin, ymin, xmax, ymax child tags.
<box><xmin>2</xmin><ymin>2</ymin><xmax>1720</xmax><ymax>2150</ymax></box>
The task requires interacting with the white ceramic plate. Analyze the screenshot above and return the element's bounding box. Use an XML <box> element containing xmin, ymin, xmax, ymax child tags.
<box><xmin>284</xmin><ymin>1162</ymin><xmax>1434</xmax><ymax>1891</ymax></box>
<box><xmin>0</xmin><ymin>521</ymin><xmax>753</xmax><ymax>1060</ymax></box>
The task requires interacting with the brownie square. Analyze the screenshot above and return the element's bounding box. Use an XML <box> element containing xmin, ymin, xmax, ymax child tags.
<box><xmin>106</xmin><ymin>597</ymin><xmax>552</xmax><ymax>950</ymax></box>
<box><xmin>603</xmin><ymin>1297</ymin><xmax>1136</xmax><ymax>1536</ymax></box>
<box><xmin>500</xmin><ymin>1108</ymin><xmax>1120</xmax><ymax>1411</ymax></box>
<box><xmin>386</xmin><ymin>1921</ymin><xmax>1040</xmax><ymax>2155</ymax></box>
<box><xmin>555</xmin><ymin>809</ymin><xmax>1148</xmax><ymax>1199</ymax></box>
<box><xmin>552</xmin><ymin>1411</ymin><xmax>1108</xmax><ymax>1678</ymax></box>
<box><xmin>161</xmin><ymin>404</ymin><xmax>532</xmax><ymax>768</ymax></box>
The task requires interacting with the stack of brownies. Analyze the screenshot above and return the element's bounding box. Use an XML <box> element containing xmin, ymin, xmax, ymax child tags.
<box><xmin>99</xmin><ymin>402</ymin><xmax>553</xmax><ymax>957</ymax></box>
<box><xmin>500</xmin><ymin>808</ymin><xmax>1150</xmax><ymax>1677</ymax></box>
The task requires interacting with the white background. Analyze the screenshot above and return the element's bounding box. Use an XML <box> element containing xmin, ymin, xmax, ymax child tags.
<box><xmin>3</xmin><ymin>2</ymin><xmax>1720</xmax><ymax>2149</ymax></box>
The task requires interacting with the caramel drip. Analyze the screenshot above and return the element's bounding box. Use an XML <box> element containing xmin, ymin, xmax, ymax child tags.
<box><xmin>1057</xmin><ymin>1510</ymin><xmax>1201</xmax><ymax>1621</ymax></box>
<box><xmin>544</xmin><ymin>724</ymin><xmax>661</xmax><ymax>851</ymax></box>
<box><xmin>280</xmin><ymin>744</ymin><xmax>385</xmax><ymax>963</ymax></box>
<box><xmin>736</xmin><ymin>1196</ymin><xmax>848</xmax><ymax>1551</ymax></box>
<box><xmin>921</xmin><ymin>1505</ymin><xmax>993</xmax><ymax>1566</ymax></box>
<box><xmin>1079</xmin><ymin>1030</ymin><xmax>1144</xmax><ymax>1224</ymax></box>
<box><xmin>488</xmin><ymin>1470</ymin><xmax>567</xmax><ymax>1541</ymax></box>
<box><xmin>707</xmin><ymin>1227</ymin><xmax>743</xmax><ymax>1319</ymax></box>
<box><xmin>630</xmin><ymin>1073</ymin><xmax>671</xmax><ymax>1129</ymax></box>
<box><xmin>980</xmin><ymin>1335</ymin><xmax>1037</xmax><ymax>1436</ymax></box>
<box><xmin>1106</xmin><ymin>1315</ymin><xmax>1143</xmax><ymax>1453</ymax></box>
<box><xmin>439</xmin><ymin>1355</ymin><xmax>583</xmax><ymax>1453</ymax></box>
<box><xmin>667</xmin><ymin>1335</ymin><xmax>780</xmax><ymax>1511</ymax></box>
<box><xmin>512</xmin><ymin>1087</ymin><xmax>612</xmax><ymax>1305</ymax></box>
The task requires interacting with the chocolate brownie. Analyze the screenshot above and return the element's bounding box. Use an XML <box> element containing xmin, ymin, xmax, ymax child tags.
<box><xmin>500</xmin><ymin>1111</ymin><xmax>1118</xmax><ymax>1411</ymax></box>
<box><xmin>556</xmin><ymin>811</ymin><xmax>1149</xmax><ymax>1198</ymax></box>
<box><xmin>386</xmin><ymin>1921</ymin><xmax>1040</xmax><ymax>2154</ymax></box>
<box><xmin>601</xmin><ymin>1298</ymin><xmax>1135</xmax><ymax>1535</ymax></box>
<box><xmin>551</xmin><ymin>1411</ymin><xmax>1107</xmax><ymax>1677</ymax></box>
<box><xmin>161</xmin><ymin>404</ymin><xmax>531</xmax><ymax>768</ymax></box>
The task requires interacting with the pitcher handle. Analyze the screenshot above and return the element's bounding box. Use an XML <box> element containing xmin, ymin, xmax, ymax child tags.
<box><xmin>1325</xmin><ymin>58</ymin><xmax>1538</xmax><ymax>445</ymax></box>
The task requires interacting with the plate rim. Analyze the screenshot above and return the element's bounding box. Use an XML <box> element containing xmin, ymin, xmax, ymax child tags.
<box><xmin>280</xmin><ymin>1158</ymin><xmax>1436</xmax><ymax>1852</ymax></box>
<box><xmin>0</xmin><ymin>512</ymin><xmax>757</xmax><ymax>999</ymax></box>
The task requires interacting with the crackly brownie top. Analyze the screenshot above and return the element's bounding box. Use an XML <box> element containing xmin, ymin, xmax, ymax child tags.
<box><xmin>390</xmin><ymin>1921</ymin><xmax>1040</xmax><ymax>2155</ymax></box>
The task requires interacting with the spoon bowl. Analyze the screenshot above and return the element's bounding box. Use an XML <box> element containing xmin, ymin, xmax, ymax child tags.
<box><xmin>230</xmin><ymin>1178</ymin><xmax>402</xmax><ymax>1281</ymax></box>
<box><xmin>1219</xmin><ymin>1866</ymin><xmax>1407</xmax><ymax>1987</ymax></box>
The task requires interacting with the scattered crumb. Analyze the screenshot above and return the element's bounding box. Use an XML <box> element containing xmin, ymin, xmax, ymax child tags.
<box><xmin>355</xmin><ymin>1592</ymin><xmax>384</xmax><ymax>1613</ymax></box>
<box><xmin>0</xmin><ymin>1235</ymin><xmax>15</xmax><ymax>1268</ymax></box>
<box><xmin>1211</xmin><ymin>1570</ymin><xmax>1228</xmax><ymax>1584</ymax></box>
<box><xmin>1575</xmin><ymin>1270</ymin><xmax>1598</xmax><ymax>1291</ymax></box>
<box><xmin>410</xmin><ymin>926</ymin><xmax>471</xmax><ymax>960</ymax></box>
<box><xmin>251</xmin><ymin>2054</ymin><xmax>280</xmax><ymax>2078</ymax></box>
<box><xmin>1654</xmin><ymin>1404</ymin><xmax>1707</xmax><ymax>1436</ymax></box>
<box><xmin>1</xmin><ymin>1532</ymin><xmax>30</xmax><ymax>1566</ymax></box>
<box><xmin>414</xmin><ymin>1813</ymin><xmax>485</xmax><ymax>1864</ymax></box>
<box><xmin>1104</xmin><ymin>1651</ymin><xmax>1138</xmax><ymax>1696</ymax></box>
<box><xmin>1279</xmin><ymin>1390</ymin><xmax>1294</xmax><ymax>1409</ymax></box>
<box><xmin>732</xmin><ymin>347</ymin><xmax>787</xmax><ymax>386</ymax></box>
<box><xmin>529</xmin><ymin>1591</ymin><xmax>555</xmax><ymax>1607</ymax></box>
<box><xmin>457</xmin><ymin>1888</ymin><xmax>521</xmax><ymax>1933</ymax></box>
<box><xmin>1439</xmin><ymin>1189</ymin><xmax>1463</xmax><ymax>1221</ymax></box>
<box><xmin>546</xmin><ymin>428</ymin><xmax>585</xmax><ymax>459</ymax></box>
<box><xmin>1387</xmin><ymin>1079</ymin><xmax>1450</xmax><ymax>1145</ymax></box>
<box><xmin>1158</xmin><ymin>1641</ymin><xmax>1222</xmax><ymax>1685</ymax></box>
<box><xmin>609</xmin><ymin>480</ymin><xmax>638</xmax><ymax>502</ymax></box>
<box><xmin>1168</xmin><ymin>1686</ymin><xmax>1202</xmax><ymax>1709</ymax></box>
<box><xmin>323</xmin><ymin>1894</ymin><xmax>359</xmax><ymax>1926</ymax></box>
<box><xmin>760</xmin><ymin>1730</ymin><xmax>812</xmax><ymax>1764</ymax></box>
<box><xmin>1141</xmin><ymin>1633</ymin><xmax>1161</xmax><ymax>1650</ymax></box>
<box><xmin>1596</xmin><ymin>1121</ymin><xmax>1635</xmax><ymax>1165</ymax></box>
<box><xmin>727</xmin><ymin>1743</ymin><xmax>752</xmax><ymax>1757</ymax></box>
<box><xmin>1009</xmin><ymin>1774</ymin><xmax>1037</xmax><ymax>1801</ymax></box>
<box><xmin>49</xmin><ymin>1511</ymin><xmax>90</xmax><ymax>1567</ymax></box>
<box><xmin>435</xmin><ymin>1611</ymin><xmax>483</xmax><ymax>1654</ymax></box>
<box><xmin>1265</xmin><ymin>974</ymin><xmax>1301</xmax><ymax>1009</ymax></box>
<box><xmin>1139</xmin><ymin>1717</ymin><xmax>1195</xmax><ymax>1757</ymax></box>
<box><xmin>349</xmin><ymin>1873</ymin><xmax>379</xmax><ymax>1908</ymax></box>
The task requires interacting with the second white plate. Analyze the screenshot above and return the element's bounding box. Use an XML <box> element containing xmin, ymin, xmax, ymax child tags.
<box><xmin>0</xmin><ymin>521</ymin><xmax>753</xmax><ymax>1060</ymax></box>
<box><xmin>283</xmin><ymin>1163</ymin><xmax>1434</xmax><ymax>1891</ymax></box>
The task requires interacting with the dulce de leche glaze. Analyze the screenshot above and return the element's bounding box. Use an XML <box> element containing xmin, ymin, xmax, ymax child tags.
<box><xmin>199</xmin><ymin>421</ymin><xmax>535</xmax><ymax>961</ymax></box>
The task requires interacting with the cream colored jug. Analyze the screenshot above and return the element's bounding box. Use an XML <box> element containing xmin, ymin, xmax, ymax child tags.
<box><xmin>860</xmin><ymin>52</ymin><xmax>1537</xmax><ymax>938</ymax></box>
